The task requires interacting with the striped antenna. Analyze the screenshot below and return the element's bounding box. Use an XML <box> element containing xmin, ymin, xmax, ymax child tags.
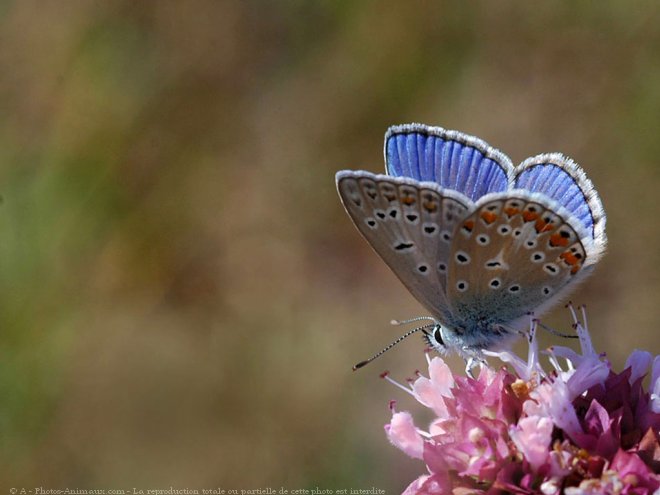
<box><xmin>353</xmin><ymin>322</ymin><xmax>436</xmax><ymax>371</ymax></box>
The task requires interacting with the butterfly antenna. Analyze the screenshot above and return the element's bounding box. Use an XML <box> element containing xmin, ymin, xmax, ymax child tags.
<box><xmin>537</xmin><ymin>321</ymin><xmax>579</xmax><ymax>339</ymax></box>
<box><xmin>390</xmin><ymin>316</ymin><xmax>436</xmax><ymax>326</ymax></box>
<box><xmin>353</xmin><ymin>323</ymin><xmax>435</xmax><ymax>371</ymax></box>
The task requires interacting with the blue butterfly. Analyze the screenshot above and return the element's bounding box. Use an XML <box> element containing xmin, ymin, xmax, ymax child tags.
<box><xmin>336</xmin><ymin>124</ymin><xmax>607</xmax><ymax>370</ymax></box>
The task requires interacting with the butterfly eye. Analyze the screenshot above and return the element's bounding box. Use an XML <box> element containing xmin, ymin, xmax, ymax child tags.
<box><xmin>433</xmin><ymin>326</ymin><xmax>444</xmax><ymax>346</ymax></box>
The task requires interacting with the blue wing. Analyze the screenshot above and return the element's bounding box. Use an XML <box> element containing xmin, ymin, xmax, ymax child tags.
<box><xmin>384</xmin><ymin>124</ymin><xmax>513</xmax><ymax>201</ymax></box>
<box><xmin>514</xmin><ymin>153</ymin><xmax>607</xmax><ymax>248</ymax></box>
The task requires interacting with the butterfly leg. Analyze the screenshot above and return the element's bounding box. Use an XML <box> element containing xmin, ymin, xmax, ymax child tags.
<box><xmin>463</xmin><ymin>356</ymin><xmax>485</xmax><ymax>378</ymax></box>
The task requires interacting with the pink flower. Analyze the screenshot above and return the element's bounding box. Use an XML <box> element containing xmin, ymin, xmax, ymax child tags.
<box><xmin>383</xmin><ymin>306</ymin><xmax>660</xmax><ymax>494</ymax></box>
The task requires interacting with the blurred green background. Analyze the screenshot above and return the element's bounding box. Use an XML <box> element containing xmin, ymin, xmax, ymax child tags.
<box><xmin>0</xmin><ymin>1</ymin><xmax>658</xmax><ymax>492</ymax></box>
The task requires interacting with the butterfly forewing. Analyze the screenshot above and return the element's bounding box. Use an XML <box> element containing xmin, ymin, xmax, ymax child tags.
<box><xmin>337</xmin><ymin>171</ymin><xmax>472</xmax><ymax>318</ymax></box>
<box><xmin>446</xmin><ymin>195</ymin><xmax>588</xmax><ymax>325</ymax></box>
<box><xmin>385</xmin><ymin>125</ymin><xmax>513</xmax><ymax>201</ymax></box>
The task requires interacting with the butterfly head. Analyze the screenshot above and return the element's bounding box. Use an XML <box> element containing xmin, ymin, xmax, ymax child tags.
<box><xmin>423</xmin><ymin>323</ymin><xmax>450</xmax><ymax>355</ymax></box>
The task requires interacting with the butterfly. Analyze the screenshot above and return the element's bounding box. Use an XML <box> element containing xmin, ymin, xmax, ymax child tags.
<box><xmin>336</xmin><ymin>124</ymin><xmax>607</xmax><ymax>371</ymax></box>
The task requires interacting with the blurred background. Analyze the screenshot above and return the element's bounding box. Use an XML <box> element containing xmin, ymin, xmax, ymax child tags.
<box><xmin>0</xmin><ymin>1</ymin><xmax>658</xmax><ymax>492</ymax></box>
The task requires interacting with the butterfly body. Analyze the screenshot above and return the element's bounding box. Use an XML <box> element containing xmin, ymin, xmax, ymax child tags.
<box><xmin>337</xmin><ymin>124</ymin><xmax>606</xmax><ymax>359</ymax></box>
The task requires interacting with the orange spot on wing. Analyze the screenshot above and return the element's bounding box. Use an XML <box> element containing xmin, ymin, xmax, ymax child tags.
<box><xmin>535</xmin><ymin>219</ymin><xmax>554</xmax><ymax>233</ymax></box>
<box><xmin>522</xmin><ymin>211</ymin><xmax>539</xmax><ymax>222</ymax></box>
<box><xmin>402</xmin><ymin>196</ymin><xmax>415</xmax><ymax>205</ymax></box>
<box><xmin>504</xmin><ymin>207</ymin><xmax>520</xmax><ymax>217</ymax></box>
<box><xmin>560</xmin><ymin>251</ymin><xmax>580</xmax><ymax>266</ymax></box>
<box><xmin>463</xmin><ymin>220</ymin><xmax>475</xmax><ymax>232</ymax></box>
<box><xmin>480</xmin><ymin>211</ymin><xmax>498</xmax><ymax>224</ymax></box>
<box><xmin>571</xmin><ymin>265</ymin><xmax>581</xmax><ymax>274</ymax></box>
<box><xmin>549</xmin><ymin>234</ymin><xmax>570</xmax><ymax>247</ymax></box>
<box><xmin>423</xmin><ymin>201</ymin><xmax>438</xmax><ymax>212</ymax></box>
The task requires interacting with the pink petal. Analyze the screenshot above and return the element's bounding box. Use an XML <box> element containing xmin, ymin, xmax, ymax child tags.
<box><xmin>610</xmin><ymin>449</ymin><xmax>660</xmax><ymax>491</ymax></box>
<box><xmin>527</xmin><ymin>380</ymin><xmax>583</xmax><ymax>441</ymax></box>
<box><xmin>652</xmin><ymin>356</ymin><xmax>660</xmax><ymax>414</ymax></box>
<box><xmin>412</xmin><ymin>377</ymin><xmax>450</xmax><ymax>418</ymax></box>
<box><xmin>401</xmin><ymin>475</ymin><xmax>430</xmax><ymax>495</ymax></box>
<box><xmin>652</xmin><ymin>355</ymin><xmax>660</xmax><ymax>385</ymax></box>
<box><xmin>385</xmin><ymin>411</ymin><xmax>424</xmax><ymax>459</ymax></box>
<box><xmin>428</xmin><ymin>417</ymin><xmax>450</xmax><ymax>436</ymax></box>
<box><xmin>547</xmin><ymin>441</ymin><xmax>573</xmax><ymax>478</ymax></box>
<box><xmin>571</xmin><ymin>399</ymin><xmax>618</xmax><ymax>458</ymax></box>
<box><xmin>401</xmin><ymin>473</ymin><xmax>451</xmax><ymax>495</ymax></box>
<box><xmin>428</xmin><ymin>357</ymin><xmax>455</xmax><ymax>396</ymax></box>
<box><xmin>549</xmin><ymin>345</ymin><xmax>582</xmax><ymax>367</ymax></box>
<box><xmin>510</xmin><ymin>415</ymin><xmax>553</xmax><ymax>472</ymax></box>
<box><xmin>566</xmin><ymin>356</ymin><xmax>610</xmax><ymax>399</ymax></box>
<box><xmin>625</xmin><ymin>349</ymin><xmax>653</xmax><ymax>384</ymax></box>
<box><xmin>412</xmin><ymin>358</ymin><xmax>454</xmax><ymax>418</ymax></box>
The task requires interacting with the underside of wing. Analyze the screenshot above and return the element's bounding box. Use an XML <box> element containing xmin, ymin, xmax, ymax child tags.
<box><xmin>336</xmin><ymin>170</ymin><xmax>473</xmax><ymax>319</ymax></box>
<box><xmin>514</xmin><ymin>153</ymin><xmax>607</xmax><ymax>260</ymax></box>
<box><xmin>446</xmin><ymin>194</ymin><xmax>592</xmax><ymax>329</ymax></box>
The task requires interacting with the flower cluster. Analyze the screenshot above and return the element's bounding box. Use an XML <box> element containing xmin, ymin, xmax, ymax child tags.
<box><xmin>384</xmin><ymin>306</ymin><xmax>660</xmax><ymax>494</ymax></box>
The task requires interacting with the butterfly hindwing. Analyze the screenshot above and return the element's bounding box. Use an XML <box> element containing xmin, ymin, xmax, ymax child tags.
<box><xmin>514</xmin><ymin>153</ymin><xmax>607</xmax><ymax>259</ymax></box>
<box><xmin>336</xmin><ymin>170</ymin><xmax>472</xmax><ymax>318</ymax></box>
<box><xmin>446</xmin><ymin>195</ymin><xmax>588</xmax><ymax>326</ymax></box>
